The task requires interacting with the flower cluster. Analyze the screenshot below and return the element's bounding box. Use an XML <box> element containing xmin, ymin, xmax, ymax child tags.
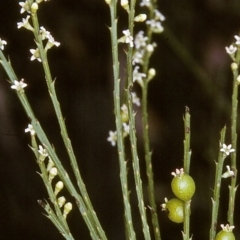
<box><xmin>107</xmin><ymin>102</ymin><xmax>139</xmax><ymax>146</ymax></box>
<box><xmin>17</xmin><ymin>1</ymin><xmax>60</xmax><ymax>62</ymax></box>
<box><xmin>0</xmin><ymin>38</ymin><xmax>7</xmax><ymax>50</ymax></box>
<box><xmin>225</xmin><ymin>35</ymin><xmax>240</xmax><ymax>59</ymax></box>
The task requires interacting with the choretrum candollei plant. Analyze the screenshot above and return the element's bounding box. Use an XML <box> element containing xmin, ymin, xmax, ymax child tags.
<box><xmin>0</xmin><ymin>0</ymin><xmax>239</xmax><ymax>239</ymax></box>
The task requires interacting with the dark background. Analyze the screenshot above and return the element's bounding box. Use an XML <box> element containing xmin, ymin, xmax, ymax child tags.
<box><xmin>0</xmin><ymin>0</ymin><xmax>240</xmax><ymax>239</ymax></box>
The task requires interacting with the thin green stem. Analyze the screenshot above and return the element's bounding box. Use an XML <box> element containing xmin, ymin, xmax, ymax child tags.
<box><xmin>182</xmin><ymin>107</ymin><xmax>192</xmax><ymax>240</ymax></box>
<box><xmin>108</xmin><ymin>1</ymin><xmax>136</xmax><ymax>239</ymax></box>
<box><xmin>209</xmin><ymin>127</ymin><xmax>226</xmax><ymax>240</ymax></box>
<box><xmin>30</xmin><ymin>10</ymin><xmax>107</xmax><ymax>239</ymax></box>
<box><xmin>228</xmin><ymin>63</ymin><xmax>239</xmax><ymax>225</ymax></box>
<box><xmin>140</xmin><ymin>2</ymin><xmax>161</xmax><ymax>239</ymax></box>
<box><xmin>126</xmin><ymin>1</ymin><xmax>151</xmax><ymax>239</ymax></box>
<box><xmin>0</xmin><ymin>51</ymin><xmax>102</xmax><ymax>240</ymax></box>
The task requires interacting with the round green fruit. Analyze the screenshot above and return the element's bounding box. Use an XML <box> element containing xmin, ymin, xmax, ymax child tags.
<box><xmin>215</xmin><ymin>225</ymin><xmax>235</xmax><ymax>240</ymax></box>
<box><xmin>171</xmin><ymin>168</ymin><xmax>195</xmax><ymax>202</ymax></box>
<box><xmin>165</xmin><ymin>198</ymin><xmax>184</xmax><ymax>223</ymax></box>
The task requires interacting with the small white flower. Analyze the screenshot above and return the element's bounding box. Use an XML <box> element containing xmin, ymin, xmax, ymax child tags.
<box><xmin>107</xmin><ymin>131</ymin><xmax>117</xmax><ymax>146</ymax></box>
<box><xmin>131</xmin><ymin>92</ymin><xmax>141</xmax><ymax>106</ymax></box>
<box><xmin>132</xmin><ymin>50</ymin><xmax>144</xmax><ymax>65</ymax></box>
<box><xmin>38</xmin><ymin>145</ymin><xmax>48</xmax><ymax>157</ymax></box>
<box><xmin>134</xmin><ymin>31</ymin><xmax>148</xmax><ymax>49</ymax></box>
<box><xmin>0</xmin><ymin>38</ymin><xmax>7</xmax><ymax>50</ymax></box>
<box><xmin>19</xmin><ymin>1</ymin><xmax>30</xmax><ymax>14</ymax></box>
<box><xmin>123</xmin><ymin>123</ymin><xmax>130</xmax><ymax>135</ymax></box>
<box><xmin>220</xmin><ymin>143</ymin><xmax>235</xmax><ymax>156</ymax></box>
<box><xmin>234</xmin><ymin>35</ymin><xmax>240</xmax><ymax>45</ymax></box>
<box><xmin>30</xmin><ymin>48</ymin><xmax>41</xmax><ymax>62</ymax></box>
<box><xmin>133</xmin><ymin>66</ymin><xmax>146</xmax><ymax>86</ymax></box>
<box><xmin>11</xmin><ymin>79</ymin><xmax>27</xmax><ymax>91</ymax></box>
<box><xmin>146</xmin><ymin>19</ymin><xmax>164</xmax><ymax>33</ymax></box>
<box><xmin>140</xmin><ymin>0</ymin><xmax>151</xmax><ymax>7</ymax></box>
<box><xmin>39</xmin><ymin>26</ymin><xmax>51</xmax><ymax>40</ymax></box>
<box><xmin>45</xmin><ymin>35</ymin><xmax>60</xmax><ymax>51</ymax></box>
<box><xmin>122</xmin><ymin>29</ymin><xmax>134</xmax><ymax>48</ymax></box>
<box><xmin>17</xmin><ymin>15</ymin><xmax>33</xmax><ymax>31</ymax></box>
<box><xmin>225</xmin><ymin>45</ymin><xmax>237</xmax><ymax>55</ymax></box>
<box><xmin>222</xmin><ymin>165</ymin><xmax>235</xmax><ymax>178</ymax></box>
<box><xmin>25</xmin><ymin>124</ymin><xmax>35</xmax><ymax>136</ymax></box>
<box><xmin>154</xmin><ymin>10</ymin><xmax>165</xmax><ymax>21</ymax></box>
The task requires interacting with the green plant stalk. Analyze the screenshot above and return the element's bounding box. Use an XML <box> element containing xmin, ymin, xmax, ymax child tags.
<box><xmin>126</xmin><ymin>1</ymin><xmax>151</xmax><ymax>239</ymax></box>
<box><xmin>30</xmin><ymin>135</ymin><xmax>73</xmax><ymax>238</ymax></box>
<box><xmin>182</xmin><ymin>107</ymin><xmax>191</xmax><ymax>240</ymax></box>
<box><xmin>29</xmin><ymin>10</ymin><xmax>107</xmax><ymax>239</ymax></box>
<box><xmin>140</xmin><ymin>3</ymin><xmax>161</xmax><ymax>240</ymax></box>
<box><xmin>209</xmin><ymin>127</ymin><xmax>226</xmax><ymax>240</ymax></box>
<box><xmin>228</xmin><ymin>63</ymin><xmax>239</xmax><ymax>225</ymax></box>
<box><xmin>0</xmin><ymin>51</ymin><xmax>103</xmax><ymax>240</ymax></box>
<box><xmin>108</xmin><ymin>1</ymin><xmax>136</xmax><ymax>239</ymax></box>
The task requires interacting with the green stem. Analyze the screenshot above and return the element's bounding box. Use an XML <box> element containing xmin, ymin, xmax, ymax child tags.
<box><xmin>30</xmin><ymin>11</ymin><xmax>107</xmax><ymax>239</ymax></box>
<box><xmin>0</xmin><ymin>51</ymin><xmax>102</xmax><ymax>240</ymax></box>
<box><xmin>108</xmin><ymin>1</ymin><xmax>136</xmax><ymax>239</ymax></box>
<box><xmin>126</xmin><ymin>1</ymin><xmax>151</xmax><ymax>239</ymax></box>
<box><xmin>209</xmin><ymin>127</ymin><xmax>226</xmax><ymax>240</ymax></box>
<box><xmin>140</xmin><ymin>2</ymin><xmax>161</xmax><ymax>240</ymax></box>
<box><xmin>228</xmin><ymin>63</ymin><xmax>239</xmax><ymax>225</ymax></box>
<box><xmin>182</xmin><ymin>107</ymin><xmax>192</xmax><ymax>240</ymax></box>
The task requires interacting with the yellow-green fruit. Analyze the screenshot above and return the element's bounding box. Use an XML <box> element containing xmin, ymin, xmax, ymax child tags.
<box><xmin>171</xmin><ymin>173</ymin><xmax>195</xmax><ymax>201</ymax></box>
<box><xmin>215</xmin><ymin>230</ymin><xmax>235</xmax><ymax>240</ymax></box>
<box><xmin>166</xmin><ymin>198</ymin><xmax>184</xmax><ymax>223</ymax></box>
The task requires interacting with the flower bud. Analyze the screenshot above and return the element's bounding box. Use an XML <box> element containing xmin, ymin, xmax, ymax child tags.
<box><xmin>57</xmin><ymin>196</ymin><xmax>66</xmax><ymax>208</ymax></box>
<box><xmin>147</xmin><ymin>68</ymin><xmax>156</xmax><ymax>81</ymax></box>
<box><xmin>54</xmin><ymin>181</ymin><xmax>64</xmax><ymax>196</ymax></box>
<box><xmin>231</xmin><ymin>62</ymin><xmax>238</xmax><ymax>71</ymax></box>
<box><xmin>63</xmin><ymin>202</ymin><xmax>72</xmax><ymax>218</ymax></box>
<box><xmin>31</xmin><ymin>3</ymin><xmax>38</xmax><ymax>14</ymax></box>
<box><xmin>134</xmin><ymin>14</ymin><xmax>147</xmax><ymax>22</ymax></box>
<box><xmin>48</xmin><ymin>167</ymin><xmax>58</xmax><ymax>181</ymax></box>
<box><xmin>47</xmin><ymin>158</ymin><xmax>55</xmax><ymax>172</ymax></box>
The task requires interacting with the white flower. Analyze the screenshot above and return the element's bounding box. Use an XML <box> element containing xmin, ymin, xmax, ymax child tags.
<box><xmin>220</xmin><ymin>143</ymin><xmax>235</xmax><ymax>156</ymax></box>
<box><xmin>45</xmin><ymin>35</ymin><xmax>60</xmax><ymax>51</ymax></box>
<box><xmin>140</xmin><ymin>0</ymin><xmax>151</xmax><ymax>7</ymax></box>
<box><xmin>123</xmin><ymin>123</ymin><xmax>130</xmax><ymax>135</ymax></box>
<box><xmin>133</xmin><ymin>66</ymin><xmax>146</xmax><ymax>86</ymax></box>
<box><xmin>38</xmin><ymin>145</ymin><xmax>48</xmax><ymax>162</ymax></box>
<box><xmin>19</xmin><ymin>1</ymin><xmax>30</xmax><ymax>14</ymax></box>
<box><xmin>222</xmin><ymin>165</ymin><xmax>235</xmax><ymax>178</ymax></box>
<box><xmin>107</xmin><ymin>131</ymin><xmax>117</xmax><ymax>146</ymax></box>
<box><xmin>11</xmin><ymin>79</ymin><xmax>27</xmax><ymax>91</ymax></box>
<box><xmin>25</xmin><ymin>124</ymin><xmax>35</xmax><ymax>136</ymax></box>
<box><xmin>134</xmin><ymin>31</ymin><xmax>148</xmax><ymax>49</ymax></box>
<box><xmin>30</xmin><ymin>48</ymin><xmax>41</xmax><ymax>62</ymax></box>
<box><xmin>39</xmin><ymin>26</ymin><xmax>51</xmax><ymax>40</ymax></box>
<box><xmin>132</xmin><ymin>50</ymin><xmax>144</xmax><ymax>65</ymax></box>
<box><xmin>234</xmin><ymin>35</ymin><xmax>240</xmax><ymax>45</ymax></box>
<box><xmin>131</xmin><ymin>92</ymin><xmax>141</xmax><ymax>106</ymax></box>
<box><xmin>0</xmin><ymin>39</ymin><xmax>7</xmax><ymax>50</ymax></box>
<box><xmin>122</xmin><ymin>29</ymin><xmax>134</xmax><ymax>47</ymax></box>
<box><xmin>146</xmin><ymin>42</ymin><xmax>157</xmax><ymax>52</ymax></box>
<box><xmin>225</xmin><ymin>45</ymin><xmax>237</xmax><ymax>55</ymax></box>
<box><xmin>17</xmin><ymin>15</ymin><xmax>33</xmax><ymax>31</ymax></box>
<box><xmin>146</xmin><ymin>19</ymin><xmax>164</xmax><ymax>33</ymax></box>
<box><xmin>154</xmin><ymin>10</ymin><xmax>165</xmax><ymax>21</ymax></box>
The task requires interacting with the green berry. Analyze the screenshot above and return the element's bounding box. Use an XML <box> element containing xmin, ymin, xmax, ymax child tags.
<box><xmin>215</xmin><ymin>224</ymin><xmax>235</xmax><ymax>240</ymax></box>
<box><xmin>164</xmin><ymin>198</ymin><xmax>184</xmax><ymax>223</ymax></box>
<box><xmin>171</xmin><ymin>168</ymin><xmax>195</xmax><ymax>201</ymax></box>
